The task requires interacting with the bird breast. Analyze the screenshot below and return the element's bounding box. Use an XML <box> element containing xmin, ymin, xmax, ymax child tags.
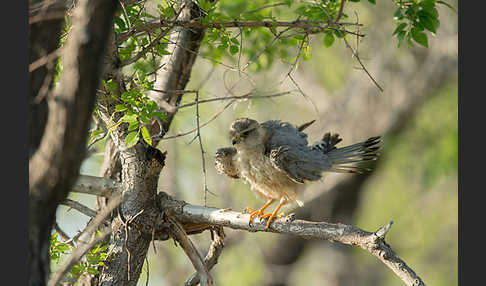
<box><xmin>236</xmin><ymin>148</ymin><xmax>302</xmax><ymax>203</ymax></box>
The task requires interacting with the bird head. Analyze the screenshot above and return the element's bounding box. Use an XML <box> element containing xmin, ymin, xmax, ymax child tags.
<box><xmin>229</xmin><ymin>118</ymin><xmax>265</xmax><ymax>149</ymax></box>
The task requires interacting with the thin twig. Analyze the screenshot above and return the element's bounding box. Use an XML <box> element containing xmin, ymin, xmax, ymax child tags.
<box><xmin>194</xmin><ymin>91</ymin><xmax>211</xmax><ymax>206</ymax></box>
<box><xmin>288</xmin><ymin>73</ymin><xmax>320</xmax><ymax>120</ymax></box>
<box><xmin>343</xmin><ymin>35</ymin><xmax>384</xmax><ymax>92</ymax></box>
<box><xmin>61</xmin><ymin>199</ymin><xmax>97</xmax><ymax>218</ymax></box>
<box><xmin>155</xmin><ymin>91</ymin><xmax>292</xmax><ymax>141</ymax></box>
<box><xmin>119</xmin><ymin>26</ymin><xmax>173</xmax><ymax>67</ymax></box>
<box><xmin>176</xmin><ymin>91</ymin><xmax>293</xmax><ymax>110</ymax></box>
<box><xmin>335</xmin><ymin>0</ymin><xmax>346</xmax><ymax>23</ymax></box>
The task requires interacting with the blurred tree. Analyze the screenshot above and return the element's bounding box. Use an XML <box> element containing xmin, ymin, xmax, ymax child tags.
<box><xmin>29</xmin><ymin>0</ymin><xmax>457</xmax><ymax>285</ymax></box>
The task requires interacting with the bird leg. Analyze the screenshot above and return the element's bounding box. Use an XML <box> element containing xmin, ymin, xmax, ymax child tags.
<box><xmin>260</xmin><ymin>198</ymin><xmax>286</xmax><ymax>229</ymax></box>
<box><xmin>247</xmin><ymin>199</ymin><xmax>274</xmax><ymax>226</ymax></box>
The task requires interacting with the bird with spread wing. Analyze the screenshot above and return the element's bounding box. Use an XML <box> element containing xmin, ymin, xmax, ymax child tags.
<box><xmin>215</xmin><ymin>118</ymin><xmax>381</xmax><ymax>228</ymax></box>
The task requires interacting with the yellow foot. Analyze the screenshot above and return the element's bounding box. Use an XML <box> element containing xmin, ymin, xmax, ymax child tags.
<box><xmin>246</xmin><ymin>200</ymin><xmax>274</xmax><ymax>226</ymax></box>
<box><xmin>248</xmin><ymin>207</ymin><xmax>270</xmax><ymax>225</ymax></box>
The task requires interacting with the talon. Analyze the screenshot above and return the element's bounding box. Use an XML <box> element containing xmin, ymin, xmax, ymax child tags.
<box><xmin>247</xmin><ymin>199</ymin><xmax>274</xmax><ymax>226</ymax></box>
<box><xmin>264</xmin><ymin>200</ymin><xmax>285</xmax><ymax>229</ymax></box>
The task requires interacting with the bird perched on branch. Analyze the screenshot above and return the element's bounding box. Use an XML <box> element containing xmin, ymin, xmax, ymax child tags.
<box><xmin>215</xmin><ymin>118</ymin><xmax>381</xmax><ymax>228</ymax></box>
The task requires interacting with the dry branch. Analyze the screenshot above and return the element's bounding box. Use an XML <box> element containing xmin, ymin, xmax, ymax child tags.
<box><xmin>184</xmin><ymin>226</ymin><xmax>225</xmax><ymax>286</ymax></box>
<box><xmin>168</xmin><ymin>215</ymin><xmax>214</xmax><ymax>286</ymax></box>
<box><xmin>61</xmin><ymin>199</ymin><xmax>97</xmax><ymax>218</ymax></box>
<box><xmin>167</xmin><ymin>202</ymin><xmax>426</xmax><ymax>286</ymax></box>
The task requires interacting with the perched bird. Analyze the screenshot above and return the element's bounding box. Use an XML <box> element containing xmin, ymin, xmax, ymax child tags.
<box><xmin>215</xmin><ymin>118</ymin><xmax>381</xmax><ymax>228</ymax></box>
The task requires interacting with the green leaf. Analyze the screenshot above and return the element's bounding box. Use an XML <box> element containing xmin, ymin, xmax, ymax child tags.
<box><xmin>368</xmin><ymin>0</ymin><xmax>376</xmax><ymax>4</ymax></box>
<box><xmin>128</xmin><ymin>121</ymin><xmax>139</xmax><ymax>132</ymax></box>
<box><xmin>323</xmin><ymin>33</ymin><xmax>335</xmax><ymax>47</ymax></box>
<box><xmin>411</xmin><ymin>28</ymin><xmax>428</xmax><ymax>47</ymax></box>
<box><xmin>125</xmin><ymin>131</ymin><xmax>139</xmax><ymax>148</ymax></box>
<box><xmin>230</xmin><ymin>37</ymin><xmax>239</xmax><ymax>45</ymax></box>
<box><xmin>393</xmin><ymin>22</ymin><xmax>408</xmax><ymax>35</ymax></box>
<box><xmin>141</xmin><ymin>126</ymin><xmax>152</xmax><ymax>146</ymax></box>
<box><xmin>121</xmin><ymin>113</ymin><xmax>138</xmax><ymax>124</ymax></box>
<box><xmin>229</xmin><ymin>45</ymin><xmax>239</xmax><ymax>55</ymax></box>
<box><xmin>418</xmin><ymin>10</ymin><xmax>440</xmax><ymax>33</ymax></box>
<box><xmin>115</xmin><ymin>104</ymin><xmax>127</xmax><ymax>112</ymax></box>
<box><xmin>419</xmin><ymin>0</ymin><xmax>436</xmax><ymax>13</ymax></box>
<box><xmin>87</xmin><ymin>268</ymin><xmax>99</xmax><ymax>275</ymax></box>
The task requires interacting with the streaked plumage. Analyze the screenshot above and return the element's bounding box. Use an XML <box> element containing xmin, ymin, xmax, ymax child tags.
<box><xmin>214</xmin><ymin>118</ymin><xmax>381</xmax><ymax>228</ymax></box>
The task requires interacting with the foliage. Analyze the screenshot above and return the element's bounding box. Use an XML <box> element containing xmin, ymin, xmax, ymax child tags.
<box><xmin>50</xmin><ymin>231</ymin><xmax>109</xmax><ymax>281</ymax></box>
<box><xmin>391</xmin><ymin>0</ymin><xmax>453</xmax><ymax>47</ymax></box>
<box><xmin>100</xmin><ymin>77</ymin><xmax>166</xmax><ymax>148</ymax></box>
<box><xmin>83</xmin><ymin>0</ymin><xmax>453</xmax><ymax>147</ymax></box>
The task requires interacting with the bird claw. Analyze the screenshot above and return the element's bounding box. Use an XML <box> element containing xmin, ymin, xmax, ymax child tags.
<box><xmin>247</xmin><ymin>207</ymin><xmax>270</xmax><ymax>226</ymax></box>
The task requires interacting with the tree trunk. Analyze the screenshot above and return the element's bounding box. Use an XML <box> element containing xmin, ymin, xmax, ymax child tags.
<box><xmin>28</xmin><ymin>0</ymin><xmax>119</xmax><ymax>285</ymax></box>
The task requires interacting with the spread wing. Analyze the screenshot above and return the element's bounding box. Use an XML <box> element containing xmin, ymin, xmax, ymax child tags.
<box><xmin>262</xmin><ymin>120</ymin><xmax>332</xmax><ymax>184</ymax></box>
<box><xmin>214</xmin><ymin>147</ymin><xmax>240</xmax><ymax>179</ymax></box>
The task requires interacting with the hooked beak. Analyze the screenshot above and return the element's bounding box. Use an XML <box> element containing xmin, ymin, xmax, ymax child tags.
<box><xmin>231</xmin><ymin>137</ymin><xmax>239</xmax><ymax>145</ymax></box>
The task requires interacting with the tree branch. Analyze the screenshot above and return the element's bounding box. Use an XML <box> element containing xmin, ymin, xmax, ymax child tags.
<box><xmin>166</xmin><ymin>200</ymin><xmax>426</xmax><ymax>286</ymax></box>
<box><xmin>167</xmin><ymin>214</ymin><xmax>214</xmax><ymax>286</ymax></box>
<box><xmin>61</xmin><ymin>199</ymin><xmax>97</xmax><ymax>218</ymax></box>
<box><xmin>68</xmin><ymin>174</ymin><xmax>425</xmax><ymax>285</ymax></box>
<box><xmin>184</xmin><ymin>226</ymin><xmax>225</xmax><ymax>286</ymax></box>
<box><xmin>71</xmin><ymin>174</ymin><xmax>121</xmax><ymax>197</ymax></box>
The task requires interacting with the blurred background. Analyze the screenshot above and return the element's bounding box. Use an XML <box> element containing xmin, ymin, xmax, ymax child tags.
<box><xmin>57</xmin><ymin>0</ymin><xmax>458</xmax><ymax>285</ymax></box>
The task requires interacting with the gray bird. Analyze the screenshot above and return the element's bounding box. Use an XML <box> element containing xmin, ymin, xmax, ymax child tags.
<box><xmin>215</xmin><ymin>118</ymin><xmax>381</xmax><ymax>228</ymax></box>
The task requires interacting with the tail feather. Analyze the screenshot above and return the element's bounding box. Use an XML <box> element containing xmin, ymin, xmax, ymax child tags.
<box><xmin>316</xmin><ymin>135</ymin><xmax>382</xmax><ymax>174</ymax></box>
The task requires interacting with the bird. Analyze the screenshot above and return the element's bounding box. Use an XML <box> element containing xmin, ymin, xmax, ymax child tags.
<box><xmin>214</xmin><ymin>118</ymin><xmax>381</xmax><ymax>229</ymax></box>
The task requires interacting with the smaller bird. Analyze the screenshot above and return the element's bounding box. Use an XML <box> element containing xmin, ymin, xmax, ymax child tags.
<box><xmin>215</xmin><ymin>118</ymin><xmax>381</xmax><ymax>228</ymax></box>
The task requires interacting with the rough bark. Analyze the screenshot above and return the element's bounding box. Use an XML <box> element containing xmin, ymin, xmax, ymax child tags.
<box><xmin>148</xmin><ymin>0</ymin><xmax>206</xmax><ymax>141</ymax></box>
<box><xmin>95</xmin><ymin>1</ymin><xmax>208</xmax><ymax>284</ymax></box>
<box><xmin>28</xmin><ymin>0</ymin><xmax>119</xmax><ymax>285</ymax></box>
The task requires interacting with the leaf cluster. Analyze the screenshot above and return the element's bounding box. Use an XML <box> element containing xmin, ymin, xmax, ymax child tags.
<box><xmin>391</xmin><ymin>0</ymin><xmax>450</xmax><ymax>47</ymax></box>
<box><xmin>50</xmin><ymin>232</ymin><xmax>109</xmax><ymax>281</ymax></box>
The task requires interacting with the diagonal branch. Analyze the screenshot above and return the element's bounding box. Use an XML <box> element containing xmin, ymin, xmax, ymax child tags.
<box><xmin>167</xmin><ymin>214</ymin><xmax>214</xmax><ymax>286</ymax></box>
<box><xmin>184</xmin><ymin>226</ymin><xmax>225</xmax><ymax>286</ymax></box>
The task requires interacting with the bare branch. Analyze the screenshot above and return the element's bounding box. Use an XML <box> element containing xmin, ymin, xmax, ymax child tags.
<box><xmin>184</xmin><ymin>226</ymin><xmax>225</xmax><ymax>286</ymax></box>
<box><xmin>71</xmin><ymin>174</ymin><xmax>121</xmax><ymax>197</ymax></box>
<box><xmin>167</xmin><ymin>202</ymin><xmax>425</xmax><ymax>286</ymax></box>
<box><xmin>61</xmin><ymin>198</ymin><xmax>97</xmax><ymax>218</ymax></box>
<box><xmin>176</xmin><ymin>90</ymin><xmax>293</xmax><ymax>110</ymax></box>
<box><xmin>343</xmin><ymin>35</ymin><xmax>384</xmax><ymax>92</ymax></box>
<box><xmin>167</xmin><ymin>214</ymin><xmax>214</xmax><ymax>286</ymax></box>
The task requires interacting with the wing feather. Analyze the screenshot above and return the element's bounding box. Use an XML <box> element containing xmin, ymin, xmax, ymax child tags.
<box><xmin>262</xmin><ymin>120</ymin><xmax>332</xmax><ymax>183</ymax></box>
